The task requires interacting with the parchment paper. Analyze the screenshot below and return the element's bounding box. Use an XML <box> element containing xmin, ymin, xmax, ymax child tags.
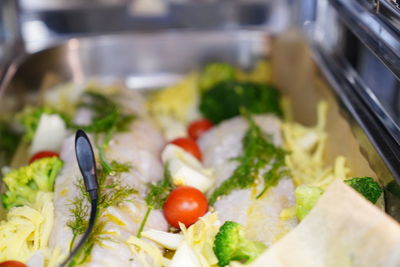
<box><xmin>270</xmin><ymin>30</ymin><xmax>376</xmax><ymax>179</ymax></box>
<box><xmin>248</xmin><ymin>179</ymin><xmax>400</xmax><ymax>267</ymax></box>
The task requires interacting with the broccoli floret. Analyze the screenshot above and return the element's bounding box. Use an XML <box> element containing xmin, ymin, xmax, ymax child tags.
<box><xmin>213</xmin><ymin>221</ymin><xmax>266</xmax><ymax>267</ymax></box>
<box><xmin>345</xmin><ymin>177</ymin><xmax>382</xmax><ymax>204</ymax></box>
<box><xmin>1</xmin><ymin>157</ymin><xmax>63</xmax><ymax>209</ymax></box>
<box><xmin>295</xmin><ymin>185</ymin><xmax>324</xmax><ymax>220</ymax></box>
<box><xmin>200</xmin><ymin>81</ymin><xmax>282</xmax><ymax>124</ymax></box>
<box><xmin>199</xmin><ymin>63</ymin><xmax>236</xmax><ymax>92</ymax></box>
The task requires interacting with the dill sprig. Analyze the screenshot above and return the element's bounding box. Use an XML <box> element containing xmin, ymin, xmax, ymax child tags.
<box><xmin>137</xmin><ymin>165</ymin><xmax>174</xmax><ymax>237</ymax></box>
<box><xmin>208</xmin><ymin>114</ymin><xmax>288</xmax><ymax>205</ymax></box>
<box><xmin>145</xmin><ymin>164</ymin><xmax>173</xmax><ymax>209</ymax></box>
<box><xmin>66</xmin><ymin>160</ymin><xmax>136</xmax><ymax>265</ymax></box>
<box><xmin>67</xmin><ymin>185</ymin><xmax>90</xmax><ymax>252</ymax></box>
<box><xmin>74</xmin><ymin>91</ymin><xmax>135</xmax><ymax>134</ymax></box>
<box><xmin>100</xmin><ymin>182</ymin><xmax>137</xmax><ymax>209</ymax></box>
<box><xmin>67</xmin><ymin>220</ymin><xmax>112</xmax><ymax>267</ymax></box>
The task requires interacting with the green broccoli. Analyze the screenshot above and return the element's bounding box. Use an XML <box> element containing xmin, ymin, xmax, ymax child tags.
<box><xmin>345</xmin><ymin>177</ymin><xmax>382</xmax><ymax>204</ymax></box>
<box><xmin>1</xmin><ymin>157</ymin><xmax>63</xmax><ymax>209</ymax></box>
<box><xmin>295</xmin><ymin>185</ymin><xmax>324</xmax><ymax>220</ymax></box>
<box><xmin>200</xmin><ymin>81</ymin><xmax>282</xmax><ymax>124</ymax></box>
<box><xmin>199</xmin><ymin>63</ymin><xmax>236</xmax><ymax>92</ymax></box>
<box><xmin>213</xmin><ymin>221</ymin><xmax>266</xmax><ymax>267</ymax></box>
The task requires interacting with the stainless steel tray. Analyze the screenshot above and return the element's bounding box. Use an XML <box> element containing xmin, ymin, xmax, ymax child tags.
<box><xmin>1</xmin><ymin>30</ymin><xmax>400</xmax><ymax>219</ymax></box>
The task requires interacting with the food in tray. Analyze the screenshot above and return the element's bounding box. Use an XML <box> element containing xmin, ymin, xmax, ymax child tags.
<box><xmin>0</xmin><ymin>61</ymin><xmax>394</xmax><ymax>267</ymax></box>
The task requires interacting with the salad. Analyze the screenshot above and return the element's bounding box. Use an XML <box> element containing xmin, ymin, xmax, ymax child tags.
<box><xmin>0</xmin><ymin>62</ymin><xmax>386</xmax><ymax>267</ymax></box>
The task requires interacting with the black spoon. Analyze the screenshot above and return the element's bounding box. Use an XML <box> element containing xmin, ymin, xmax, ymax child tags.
<box><xmin>60</xmin><ymin>129</ymin><xmax>99</xmax><ymax>266</ymax></box>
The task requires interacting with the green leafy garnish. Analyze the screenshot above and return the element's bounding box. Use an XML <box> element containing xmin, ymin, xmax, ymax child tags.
<box><xmin>209</xmin><ymin>114</ymin><xmax>288</xmax><ymax>205</ymax></box>
<box><xmin>145</xmin><ymin>164</ymin><xmax>174</xmax><ymax>209</ymax></box>
<box><xmin>98</xmin><ymin>162</ymin><xmax>137</xmax><ymax>209</ymax></box>
<box><xmin>200</xmin><ymin>81</ymin><xmax>282</xmax><ymax>124</ymax></box>
<box><xmin>67</xmin><ymin>220</ymin><xmax>111</xmax><ymax>267</ymax></box>
<box><xmin>137</xmin><ymin>165</ymin><xmax>174</xmax><ymax>237</ymax></box>
<box><xmin>75</xmin><ymin>91</ymin><xmax>135</xmax><ymax>134</ymax></box>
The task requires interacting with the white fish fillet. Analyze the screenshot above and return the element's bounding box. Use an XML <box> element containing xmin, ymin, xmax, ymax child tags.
<box><xmin>199</xmin><ymin>116</ymin><xmax>283</xmax><ymax>189</ymax></box>
<box><xmin>49</xmin><ymin>90</ymin><xmax>168</xmax><ymax>266</ymax></box>
<box><xmin>198</xmin><ymin>115</ymin><xmax>297</xmax><ymax>245</ymax></box>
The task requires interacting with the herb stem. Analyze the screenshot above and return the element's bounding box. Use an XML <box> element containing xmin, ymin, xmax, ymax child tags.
<box><xmin>98</xmin><ymin>145</ymin><xmax>113</xmax><ymax>174</ymax></box>
<box><xmin>69</xmin><ymin>234</ymin><xmax>77</xmax><ymax>253</ymax></box>
<box><xmin>137</xmin><ymin>206</ymin><xmax>152</xmax><ymax>238</ymax></box>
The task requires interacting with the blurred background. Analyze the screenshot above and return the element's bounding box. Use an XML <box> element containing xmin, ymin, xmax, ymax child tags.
<box><xmin>1</xmin><ymin>0</ymin><xmax>400</xmax><ymax>137</ymax></box>
<box><xmin>2</xmin><ymin>0</ymin><xmax>296</xmax><ymax>51</ymax></box>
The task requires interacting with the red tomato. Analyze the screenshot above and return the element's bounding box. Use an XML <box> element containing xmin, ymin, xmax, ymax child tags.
<box><xmin>170</xmin><ymin>137</ymin><xmax>202</xmax><ymax>161</ymax></box>
<box><xmin>0</xmin><ymin>261</ymin><xmax>27</xmax><ymax>267</ymax></box>
<box><xmin>29</xmin><ymin>150</ymin><xmax>59</xmax><ymax>164</ymax></box>
<box><xmin>188</xmin><ymin>119</ymin><xmax>213</xmax><ymax>141</ymax></box>
<box><xmin>163</xmin><ymin>186</ymin><xmax>208</xmax><ymax>228</ymax></box>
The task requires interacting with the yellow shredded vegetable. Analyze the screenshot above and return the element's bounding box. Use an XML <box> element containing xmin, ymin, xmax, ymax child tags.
<box><xmin>146</xmin><ymin>73</ymin><xmax>200</xmax><ymax>140</ymax></box>
<box><xmin>147</xmin><ymin>73</ymin><xmax>199</xmax><ymax>122</ymax></box>
<box><xmin>180</xmin><ymin>212</ymin><xmax>221</xmax><ymax>267</ymax></box>
<box><xmin>0</xmin><ymin>192</ymin><xmax>55</xmax><ymax>262</ymax></box>
<box><xmin>282</xmin><ymin>101</ymin><xmax>350</xmax><ymax>189</ymax></box>
<box><xmin>126</xmin><ymin>236</ymin><xmax>170</xmax><ymax>267</ymax></box>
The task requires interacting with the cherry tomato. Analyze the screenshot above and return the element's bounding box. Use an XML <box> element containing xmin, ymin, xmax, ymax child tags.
<box><xmin>0</xmin><ymin>261</ymin><xmax>27</xmax><ymax>267</ymax></box>
<box><xmin>29</xmin><ymin>150</ymin><xmax>59</xmax><ymax>164</ymax></box>
<box><xmin>163</xmin><ymin>186</ymin><xmax>208</xmax><ymax>228</ymax></box>
<box><xmin>188</xmin><ymin>119</ymin><xmax>213</xmax><ymax>141</ymax></box>
<box><xmin>170</xmin><ymin>137</ymin><xmax>202</xmax><ymax>161</ymax></box>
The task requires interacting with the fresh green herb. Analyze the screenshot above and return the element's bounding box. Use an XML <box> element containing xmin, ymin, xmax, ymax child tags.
<box><xmin>200</xmin><ymin>81</ymin><xmax>282</xmax><ymax>124</ymax></box>
<box><xmin>137</xmin><ymin>165</ymin><xmax>174</xmax><ymax>237</ymax></box>
<box><xmin>67</xmin><ymin>220</ymin><xmax>111</xmax><ymax>267</ymax></box>
<box><xmin>75</xmin><ymin>91</ymin><xmax>135</xmax><ymax>134</ymax></box>
<box><xmin>209</xmin><ymin>114</ymin><xmax>288</xmax><ymax>205</ymax></box>
<box><xmin>145</xmin><ymin>164</ymin><xmax>174</xmax><ymax>209</ymax></box>
<box><xmin>98</xmin><ymin>168</ymin><xmax>137</xmax><ymax>209</ymax></box>
<box><xmin>67</xmin><ymin>180</ymin><xmax>90</xmax><ymax>252</ymax></box>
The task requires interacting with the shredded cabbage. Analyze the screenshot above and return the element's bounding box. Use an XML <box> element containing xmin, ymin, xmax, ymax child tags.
<box><xmin>147</xmin><ymin>73</ymin><xmax>200</xmax><ymax>140</ymax></box>
<box><xmin>0</xmin><ymin>192</ymin><xmax>58</xmax><ymax>263</ymax></box>
<box><xmin>126</xmin><ymin>235</ymin><xmax>170</xmax><ymax>267</ymax></box>
<box><xmin>282</xmin><ymin>101</ymin><xmax>350</xmax><ymax>189</ymax></box>
<box><xmin>180</xmin><ymin>212</ymin><xmax>221</xmax><ymax>267</ymax></box>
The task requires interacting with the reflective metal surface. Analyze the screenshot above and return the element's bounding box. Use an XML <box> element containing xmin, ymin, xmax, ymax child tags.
<box><xmin>19</xmin><ymin>0</ymin><xmax>291</xmax><ymax>52</ymax></box>
<box><xmin>327</xmin><ymin>0</ymin><xmax>400</xmax><ymax>78</ymax></box>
